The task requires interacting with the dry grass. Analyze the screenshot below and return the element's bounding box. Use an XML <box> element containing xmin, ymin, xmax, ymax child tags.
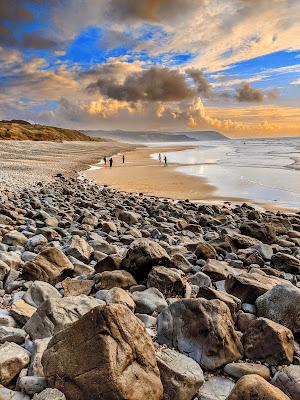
<box><xmin>0</xmin><ymin>120</ymin><xmax>105</xmax><ymax>142</ymax></box>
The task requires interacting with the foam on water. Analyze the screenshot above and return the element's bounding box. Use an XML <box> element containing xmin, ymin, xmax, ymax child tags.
<box><xmin>151</xmin><ymin>138</ymin><xmax>300</xmax><ymax>208</ymax></box>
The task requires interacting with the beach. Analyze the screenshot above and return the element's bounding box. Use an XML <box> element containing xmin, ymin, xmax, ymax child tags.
<box><xmin>85</xmin><ymin>138</ymin><xmax>300</xmax><ymax>210</ymax></box>
<box><xmin>0</xmin><ymin>140</ymin><xmax>135</xmax><ymax>190</ymax></box>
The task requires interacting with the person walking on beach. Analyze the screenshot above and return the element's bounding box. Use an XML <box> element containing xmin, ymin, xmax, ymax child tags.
<box><xmin>122</xmin><ymin>154</ymin><xmax>125</xmax><ymax>164</ymax></box>
<box><xmin>109</xmin><ymin>157</ymin><xmax>113</xmax><ymax>168</ymax></box>
<box><xmin>164</xmin><ymin>155</ymin><xmax>167</xmax><ymax>166</ymax></box>
<box><xmin>159</xmin><ymin>153</ymin><xmax>161</xmax><ymax>162</ymax></box>
<box><xmin>103</xmin><ymin>156</ymin><xmax>107</xmax><ymax>165</ymax></box>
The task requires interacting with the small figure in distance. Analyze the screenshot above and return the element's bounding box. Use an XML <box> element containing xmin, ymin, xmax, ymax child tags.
<box><xmin>103</xmin><ymin>156</ymin><xmax>107</xmax><ymax>165</ymax></box>
<box><xmin>158</xmin><ymin>153</ymin><xmax>161</xmax><ymax>162</ymax></box>
<box><xmin>109</xmin><ymin>157</ymin><xmax>113</xmax><ymax>168</ymax></box>
<box><xmin>164</xmin><ymin>155</ymin><xmax>167</xmax><ymax>166</ymax></box>
<box><xmin>122</xmin><ymin>154</ymin><xmax>125</xmax><ymax>164</ymax></box>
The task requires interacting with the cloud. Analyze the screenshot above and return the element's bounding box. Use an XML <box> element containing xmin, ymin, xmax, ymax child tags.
<box><xmin>88</xmin><ymin>66</ymin><xmax>195</xmax><ymax>102</ymax></box>
<box><xmin>0</xmin><ymin>0</ymin><xmax>58</xmax><ymax>49</ymax></box>
<box><xmin>291</xmin><ymin>78</ymin><xmax>300</xmax><ymax>85</ymax></box>
<box><xmin>22</xmin><ymin>33</ymin><xmax>58</xmax><ymax>50</ymax></box>
<box><xmin>107</xmin><ymin>0</ymin><xmax>200</xmax><ymax>22</ymax></box>
<box><xmin>186</xmin><ymin>69</ymin><xmax>212</xmax><ymax>97</ymax></box>
<box><xmin>235</xmin><ymin>82</ymin><xmax>264</xmax><ymax>102</ymax></box>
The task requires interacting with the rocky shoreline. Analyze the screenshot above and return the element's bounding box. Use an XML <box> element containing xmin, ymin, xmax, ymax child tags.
<box><xmin>0</xmin><ymin>174</ymin><xmax>299</xmax><ymax>399</ymax></box>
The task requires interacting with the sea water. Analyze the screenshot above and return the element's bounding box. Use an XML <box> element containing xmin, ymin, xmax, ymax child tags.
<box><xmin>151</xmin><ymin>138</ymin><xmax>300</xmax><ymax>209</ymax></box>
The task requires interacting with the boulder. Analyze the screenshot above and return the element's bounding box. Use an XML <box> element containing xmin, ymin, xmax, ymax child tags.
<box><xmin>118</xmin><ymin>210</ymin><xmax>140</xmax><ymax>225</ymax></box>
<box><xmin>224</xmin><ymin>362</ymin><xmax>270</xmax><ymax>380</ymax></box>
<box><xmin>171</xmin><ymin>253</ymin><xmax>193</xmax><ymax>273</ymax></box>
<box><xmin>194</xmin><ymin>243</ymin><xmax>217</xmax><ymax>260</ymax></box>
<box><xmin>202</xmin><ymin>259</ymin><xmax>237</xmax><ymax>281</ymax></box>
<box><xmin>0</xmin><ymin>387</ymin><xmax>30</xmax><ymax>400</ymax></box>
<box><xmin>156</xmin><ymin>347</ymin><xmax>204</xmax><ymax>400</ymax></box>
<box><xmin>10</xmin><ymin>299</ymin><xmax>36</xmax><ymax>325</ymax></box>
<box><xmin>240</xmin><ymin>222</ymin><xmax>276</xmax><ymax>244</ymax></box>
<box><xmin>23</xmin><ymin>248</ymin><xmax>74</xmax><ymax>285</ymax></box>
<box><xmin>225</xmin><ymin>271</ymin><xmax>288</xmax><ymax>303</ymax></box>
<box><xmin>18</xmin><ymin>376</ymin><xmax>47</xmax><ymax>396</ymax></box>
<box><xmin>94</xmin><ymin>254</ymin><xmax>122</xmax><ymax>274</ymax></box>
<box><xmin>105</xmin><ymin>287</ymin><xmax>135</xmax><ymax>311</ymax></box>
<box><xmin>225</xmin><ymin>232</ymin><xmax>261</xmax><ymax>251</ymax></box>
<box><xmin>62</xmin><ymin>278</ymin><xmax>94</xmax><ymax>296</ymax></box>
<box><xmin>65</xmin><ymin>235</ymin><xmax>91</xmax><ymax>263</ymax></box>
<box><xmin>256</xmin><ymin>284</ymin><xmax>300</xmax><ymax>333</ymax></box>
<box><xmin>157</xmin><ymin>298</ymin><xmax>243</xmax><ymax>370</ymax></box>
<box><xmin>33</xmin><ymin>389</ymin><xmax>66</xmax><ymax>400</ymax></box>
<box><xmin>227</xmin><ymin>374</ymin><xmax>290</xmax><ymax>400</ymax></box>
<box><xmin>187</xmin><ymin>271</ymin><xmax>212</xmax><ymax>288</ymax></box>
<box><xmin>197</xmin><ymin>286</ymin><xmax>241</xmax><ymax>318</ymax></box>
<box><xmin>23</xmin><ymin>281</ymin><xmax>62</xmax><ymax>308</ymax></box>
<box><xmin>272</xmin><ymin>365</ymin><xmax>300</xmax><ymax>400</ymax></box>
<box><xmin>95</xmin><ymin>270</ymin><xmax>136</xmax><ymax>290</ymax></box>
<box><xmin>147</xmin><ymin>266</ymin><xmax>186</xmax><ymax>297</ymax></box>
<box><xmin>0</xmin><ymin>326</ymin><xmax>26</xmax><ymax>344</ymax></box>
<box><xmin>121</xmin><ymin>238</ymin><xmax>171</xmax><ymax>281</ymax></box>
<box><xmin>241</xmin><ymin>318</ymin><xmax>294</xmax><ymax>365</ymax></box>
<box><xmin>132</xmin><ymin>287</ymin><xmax>167</xmax><ymax>314</ymax></box>
<box><xmin>271</xmin><ymin>252</ymin><xmax>300</xmax><ymax>274</ymax></box>
<box><xmin>42</xmin><ymin>304</ymin><xmax>163</xmax><ymax>400</ymax></box>
<box><xmin>3</xmin><ymin>230</ymin><xmax>27</xmax><ymax>246</ymax></box>
<box><xmin>28</xmin><ymin>338</ymin><xmax>51</xmax><ymax>377</ymax></box>
<box><xmin>26</xmin><ymin>235</ymin><xmax>48</xmax><ymax>251</ymax></box>
<box><xmin>24</xmin><ymin>295</ymin><xmax>99</xmax><ymax>339</ymax></box>
<box><xmin>0</xmin><ymin>342</ymin><xmax>30</xmax><ymax>385</ymax></box>
<box><xmin>197</xmin><ymin>376</ymin><xmax>234</xmax><ymax>400</ymax></box>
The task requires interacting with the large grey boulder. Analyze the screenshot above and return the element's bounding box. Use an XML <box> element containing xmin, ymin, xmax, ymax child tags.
<box><xmin>156</xmin><ymin>347</ymin><xmax>204</xmax><ymax>400</ymax></box>
<box><xmin>122</xmin><ymin>238</ymin><xmax>171</xmax><ymax>281</ymax></box>
<box><xmin>0</xmin><ymin>326</ymin><xmax>26</xmax><ymax>344</ymax></box>
<box><xmin>24</xmin><ymin>295</ymin><xmax>99</xmax><ymax>339</ymax></box>
<box><xmin>157</xmin><ymin>298</ymin><xmax>243</xmax><ymax>370</ymax></box>
<box><xmin>28</xmin><ymin>338</ymin><xmax>51</xmax><ymax>376</ymax></box>
<box><xmin>197</xmin><ymin>376</ymin><xmax>235</xmax><ymax>400</ymax></box>
<box><xmin>23</xmin><ymin>281</ymin><xmax>62</xmax><ymax>308</ymax></box>
<box><xmin>272</xmin><ymin>365</ymin><xmax>300</xmax><ymax>400</ymax></box>
<box><xmin>256</xmin><ymin>284</ymin><xmax>300</xmax><ymax>333</ymax></box>
<box><xmin>132</xmin><ymin>287</ymin><xmax>168</xmax><ymax>314</ymax></box>
<box><xmin>42</xmin><ymin>305</ymin><xmax>163</xmax><ymax>400</ymax></box>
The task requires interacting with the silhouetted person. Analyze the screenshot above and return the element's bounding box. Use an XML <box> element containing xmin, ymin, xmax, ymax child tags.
<box><xmin>109</xmin><ymin>157</ymin><xmax>113</xmax><ymax>168</ymax></box>
<box><xmin>164</xmin><ymin>155</ymin><xmax>167</xmax><ymax>166</ymax></box>
<box><xmin>103</xmin><ymin>156</ymin><xmax>107</xmax><ymax>165</ymax></box>
<box><xmin>122</xmin><ymin>154</ymin><xmax>125</xmax><ymax>164</ymax></box>
<box><xmin>158</xmin><ymin>153</ymin><xmax>161</xmax><ymax>162</ymax></box>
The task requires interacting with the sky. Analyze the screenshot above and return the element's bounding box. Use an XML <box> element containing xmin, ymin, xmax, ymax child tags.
<box><xmin>0</xmin><ymin>0</ymin><xmax>300</xmax><ymax>137</ymax></box>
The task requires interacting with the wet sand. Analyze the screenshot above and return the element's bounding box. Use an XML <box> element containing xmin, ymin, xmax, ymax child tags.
<box><xmin>85</xmin><ymin>146</ymin><xmax>249</xmax><ymax>202</ymax></box>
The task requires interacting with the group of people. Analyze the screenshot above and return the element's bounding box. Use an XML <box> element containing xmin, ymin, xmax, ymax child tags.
<box><xmin>103</xmin><ymin>153</ymin><xmax>168</xmax><ymax>168</ymax></box>
<box><xmin>158</xmin><ymin>153</ymin><xmax>168</xmax><ymax>165</ymax></box>
<box><xmin>103</xmin><ymin>154</ymin><xmax>125</xmax><ymax>168</ymax></box>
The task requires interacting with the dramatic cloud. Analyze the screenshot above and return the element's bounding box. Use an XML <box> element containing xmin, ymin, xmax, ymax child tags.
<box><xmin>186</xmin><ymin>69</ymin><xmax>212</xmax><ymax>97</ymax></box>
<box><xmin>0</xmin><ymin>0</ymin><xmax>58</xmax><ymax>49</ymax></box>
<box><xmin>235</xmin><ymin>82</ymin><xmax>264</xmax><ymax>102</ymax></box>
<box><xmin>107</xmin><ymin>0</ymin><xmax>200</xmax><ymax>22</ymax></box>
<box><xmin>88</xmin><ymin>66</ymin><xmax>195</xmax><ymax>102</ymax></box>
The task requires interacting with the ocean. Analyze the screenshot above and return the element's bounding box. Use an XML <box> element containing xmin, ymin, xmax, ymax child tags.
<box><xmin>151</xmin><ymin>138</ymin><xmax>300</xmax><ymax>209</ymax></box>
